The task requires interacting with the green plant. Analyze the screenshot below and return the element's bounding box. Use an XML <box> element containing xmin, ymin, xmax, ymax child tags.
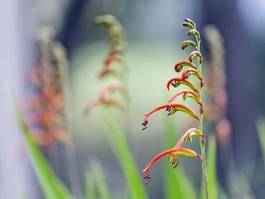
<box><xmin>84</xmin><ymin>15</ymin><xmax>148</xmax><ymax>199</ymax></box>
<box><xmin>141</xmin><ymin>18</ymin><xmax>209</xmax><ymax>198</ymax></box>
<box><xmin>14</xmin><ymin>100</ymin><xmax>73</xmax><ymax>199</ymax></box>
<box><xmin>85</xmin><ymin>160</ymin><xmax>112</xmax><ymax>199</ymax></box>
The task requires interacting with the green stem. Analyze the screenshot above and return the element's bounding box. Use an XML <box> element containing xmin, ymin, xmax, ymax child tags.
<box><xmin>199</xmin><ymin>114</ymin><xmax>209</xmax><ymax>199</ymax></box>
<box><xmin>197</xmin><ymin>37</ymin><xmax>210</xmax><ymax>199</ymax></box>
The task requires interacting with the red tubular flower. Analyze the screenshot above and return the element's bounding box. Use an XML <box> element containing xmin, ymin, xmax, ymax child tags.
<box><xmin>182</xmin><ymin>68</ymin><xmax>202</xmax><ymax>81</ymax></box>
<box><xmin>142</xmin><ymin>128</ymin><xmax>203</xmax><ymax>183</ymax></box>
<box><xmin>167</xmin><ymin>77</ymin><xmax>198</xmax><ymax>93</ymax></box>
<box><xmin>142</xmin><ymin>103</ymin><xmax>199</xmax><ymax>130</ymax></box>
<box><xmin>174</xmin><ymin>60</ymin><xmax>196</xmax><ymax>72</ymax></box>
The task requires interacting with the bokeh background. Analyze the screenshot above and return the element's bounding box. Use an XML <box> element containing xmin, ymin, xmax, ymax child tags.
<box><xmin>1</xmin><ymin>0</ymin><xmax>265</xmax><ymax>198</ymax></box>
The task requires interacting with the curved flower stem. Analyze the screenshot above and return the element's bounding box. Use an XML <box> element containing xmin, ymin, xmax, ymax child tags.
<box><xmin>197</xmin><ymin>38</ymin><xmax>210</xmax><ymax>199</ymax></box>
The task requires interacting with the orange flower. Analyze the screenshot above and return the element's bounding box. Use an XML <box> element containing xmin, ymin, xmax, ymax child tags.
<box><xmin>142</xmin><ymin>104</ymin><xmax>199</xmax><ymax>130</ymax></box>
<box><xmin>142</xmin><ymin>128</ymin><xmax>203</xmax><ymax>183</ymax></box>
<box><xmin>167</xmin><ymin>77</ymin><xmax>198</xmax><ymax>93</ymax></box>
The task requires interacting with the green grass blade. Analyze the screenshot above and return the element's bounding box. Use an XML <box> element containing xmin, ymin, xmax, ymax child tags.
<box><xmin>14</xmin><ymin>100</ymin><xmax>73</xmax><ymax>199</ymax></box>
<box><xmin>102</xmin><ymin>111</ymin><xmax>148</xmax><ymax>199</ymax></box>
<box><xmin>219</xmin><ymin>186</ymin><xmax>229</xmax><ymax>199</ymax></box>
<box><xmin>90</xmin><ymin>161</ymin><xmax>112</xmax><ymax>199</ymax></box>
<box><xmin>164</xmin><ymin>117</ymin><xmax>196</xmax><ymax>199</ymax></box>
<box><xmin>85</xmin><ymin>173</ymin><xmax>96</xmax><ymax>199</ymax></box>
<box><xmin>207</xmin><ymin>135</ymin><xmax>218</xmax><ymax>199</ymax></box>
<box><xmin>257</xmin><ymin>119</ymin><xmax>265</xmax><ymax>165</ymax></box>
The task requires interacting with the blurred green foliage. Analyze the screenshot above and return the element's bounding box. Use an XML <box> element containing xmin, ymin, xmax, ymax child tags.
<box><xmin>14</xmin><ymin>101</ymin><xmax>73</xmax><ymax>199</ymax></box>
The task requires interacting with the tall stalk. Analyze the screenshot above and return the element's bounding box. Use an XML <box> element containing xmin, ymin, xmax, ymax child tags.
<box><xmin>141</xmin><ymin>18</ymin><xmax>209</xmax><ymax>198</ymax></box>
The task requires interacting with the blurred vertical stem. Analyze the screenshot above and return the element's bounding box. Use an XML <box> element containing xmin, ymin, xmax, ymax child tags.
<box><xmin>85</xmin><ymin>174</ymin><xmax>96</xmax><ymax>199</ymax></box>
<box><xmin>197</xmin><ymin>38</ymin><xmax>210</xmax><ymax>199</ymax></box>
<box><xmin>102</xmin><ymin>111</ymin><xmax>148</xmax><ymax>199</ymax></box>
<box><xmin>207</xmin><ymin>135</ymin><xmax>218</xmax><ymax>199</ymax></box>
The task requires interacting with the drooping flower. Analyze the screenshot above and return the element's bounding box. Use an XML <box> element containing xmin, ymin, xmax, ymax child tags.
<box><xmin>142</xmin><ymin>128</ymin><xmax>204</xmax><ymax>183</ymax></box>
<box><xmin>142</xmin><ymin>103</ymin><xmax>199</xmax><ymax>130</ymax></box>
<box><xmin>84</xmin><ymin>81</ymin><xmax>126</xmax><ymax>113</ymax></box>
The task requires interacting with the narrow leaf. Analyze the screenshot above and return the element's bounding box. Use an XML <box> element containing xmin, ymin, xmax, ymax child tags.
<box><xmin>102</xmin><ymin>111</ymin><xmax>148</xmax><ymax>199</ymax></box>
<box><xmin>91</xmin><ymin>161</ymin><xmax>112</xmax><ymax>199</ymax></box>
<box><xmin>85</xmin><ymin>173</ymin><xmax>96</xmax><ymax>199</ymax></box>
<box><xmin>14</xmin><ymin>100</ymin><xmax>73</xmax><ymax>199</ymax></box>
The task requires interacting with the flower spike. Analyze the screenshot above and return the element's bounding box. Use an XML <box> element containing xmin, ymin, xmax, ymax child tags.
<box><xmin>84</xmin><ymin>16</ymin><xmax>127</xmax><ymax>113</ymax></box>
<box><xmin>95</xmin><ymin>15</ymin><xmax>126</xmax><ymax>79</ymax></box>
<box><xmin>141</xmin><ymin>19</ymin><xmax>208</xmax><ymax>196</ymax></box>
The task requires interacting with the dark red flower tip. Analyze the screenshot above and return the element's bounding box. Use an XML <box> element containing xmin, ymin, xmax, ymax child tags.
<box><xmin>142</xmin><ymin>120</ymin><xmax>148</xmax><ymax>130</ymax></box>
<box><xmin>142</xmin><ymin>105</ymin><xmax>169</xmax><ymax>130</ymax></box>
<box><xmin>143</xmin><ymin>173</ymin><xmax>151</xmax><ymax>184</ymax></box>
<box><xmin>171</xmin><ymin>158</ymin><xmax>179</xmax><ymax>169</ymax></box>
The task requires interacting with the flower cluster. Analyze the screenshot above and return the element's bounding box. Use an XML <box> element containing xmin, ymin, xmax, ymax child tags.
<box><xmin>204</xmin><ymin>25</ymin><xmax>231</xmax><ymax>145</ymax></box>
<box><xmin>84</xmin><ymin>15</ymin><xmax>127</xmax><ymax>113</ymax></box>
<box><xmin>25</xmin><ymin>27</ymin><xmax>70</xmax><ymax>146</ymax></box>
<box><xmin>141</xmin><ymin>18</ymin><xmax>205</xmax><ymax>183</ymax></box>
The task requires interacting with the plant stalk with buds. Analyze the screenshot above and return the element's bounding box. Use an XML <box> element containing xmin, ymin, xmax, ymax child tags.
<box><xmin>141</xmin><ymin>18</ymin><xmax>209</xmax><ymax>199</ymax></box>
<box><xmin>84</xmin><ymin>15</ymin><xmax>127</xmax><ymax>113</ymax></box>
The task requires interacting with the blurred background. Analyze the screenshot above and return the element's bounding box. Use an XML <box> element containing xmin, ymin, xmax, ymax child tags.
<box><xmin>1</xmin><ymin>0</ymin><xmax>265</xmax><ymax>198</ymax></box>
